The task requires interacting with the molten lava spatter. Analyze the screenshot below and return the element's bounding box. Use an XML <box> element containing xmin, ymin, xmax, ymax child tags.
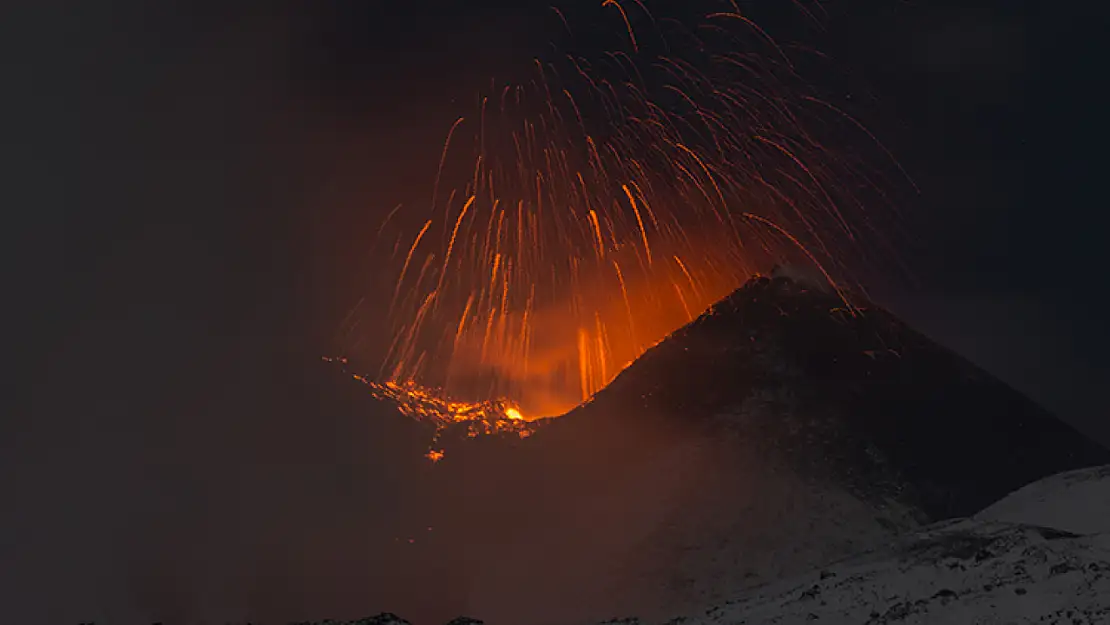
<box><xmin>324</xmin><ymin>357</ymin><xmax>539</xmax><ymax>459</ymax></box>
<box><xmin>337</xmin><ymin>2</ymin><xmax>910</xmax><ymax>436</ymax></box>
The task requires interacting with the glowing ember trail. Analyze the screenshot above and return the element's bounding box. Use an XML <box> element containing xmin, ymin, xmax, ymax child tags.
<box><xmin>336</xmin><ymin>2</ymin><xmax>908</xmax><ymax>448</ymax></box>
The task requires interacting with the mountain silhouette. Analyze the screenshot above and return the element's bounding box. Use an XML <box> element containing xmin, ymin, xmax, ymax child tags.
<box><xmin>377</xmin><ymin>273</ymin><xmax>1110</xmax><ymax>624</ymax></box>
<box><xmin>544</xmin><ymin>273</ymin><xmax>1110</xmax><ymax>519</ymax></box>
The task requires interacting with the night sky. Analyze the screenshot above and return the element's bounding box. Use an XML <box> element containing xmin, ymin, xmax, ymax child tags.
<box><xmin>4</xmin><ymin>2</ymin><xmax>1107</xmax><ymax>624</ymax></box>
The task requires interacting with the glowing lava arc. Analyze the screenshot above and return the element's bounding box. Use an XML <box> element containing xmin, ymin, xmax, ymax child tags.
<box><xmin>339</xmin><ymin>1</ymin><xmax>908</xmax><ymax>438</ymax></box>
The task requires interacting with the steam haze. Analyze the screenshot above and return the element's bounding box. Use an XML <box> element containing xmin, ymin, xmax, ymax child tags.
<box><xmin>3</xmin><ymin>2</ymin><xmax>1106</xmax><ymax>624</ymax></box>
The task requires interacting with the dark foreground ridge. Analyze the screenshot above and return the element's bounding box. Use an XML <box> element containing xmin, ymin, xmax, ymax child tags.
<box><xmin>78</xmin><ymin>616</ymin><xmax>483</xmax><ymax>625</ymax></box>
<box><xmin>553</xmin><ymin>273</ymin><xmax>1110</xmax><ymax>520</ymax></box>
<box><xmin>290</xmin><ymin>615</ymin><xmax>480</xmax><ymax>625</ymax></box>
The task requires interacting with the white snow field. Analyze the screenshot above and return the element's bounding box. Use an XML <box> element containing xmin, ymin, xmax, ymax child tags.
<box><xmin>605</xmin><ymin>465</ymin><xmax>1110</xmax><ymax>625</ymax></box>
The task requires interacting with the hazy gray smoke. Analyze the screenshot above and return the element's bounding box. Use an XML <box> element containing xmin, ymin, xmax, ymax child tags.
<box><xmin>3</xmin><ymin>3</ymin><xmax>1103</xmax><ymax>625</ymax></box>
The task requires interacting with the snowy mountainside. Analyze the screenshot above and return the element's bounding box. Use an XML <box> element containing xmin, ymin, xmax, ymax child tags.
<box><xmin>288</xmin><ymin>466</ymin><xmax>1110</xmax><ymax>625</ymax></box>
<box><xmin>655</xmin><ymin>520</ymin><xmax>1110</xmax><ymax>625</ymax></box>
<box><xmin>602</xmin><ymin>464</ymin><xmax>1110</xmax><ymax>625</ymax></box>
<box><xmin>976</xmin><ymin>464</ymin><xmax>1110</xmax><ymax>536</ymax></box>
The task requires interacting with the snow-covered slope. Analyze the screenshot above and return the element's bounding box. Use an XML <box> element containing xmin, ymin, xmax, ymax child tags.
<box><xmin>637</xmin><ymin>520</ymin><xmax>1110</xmax><ymax>625</ymax></box>
<box><xmin>597</xmin><ymin>464</ymin><xmax>1110</xmax><ymax>625</ymax></box>
<box><xmin>292</xmin><ymin>466</ymin><xmax>1110</xmax><ymax>625</ymax></box>
<box><xmin>976</xmin><ymin>465</ymin><xmax>1110</xmax><ymax>536</ymax></box>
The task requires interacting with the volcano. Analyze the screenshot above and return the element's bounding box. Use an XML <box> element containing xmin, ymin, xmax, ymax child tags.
<box><xmin>369</xmin><ymin>273</ymin><xmax>1109</xmax><ymax>625</ymax></box>
<box><xmin>547</xmin><ymin>272</ymin><xmax>1108</xmax><ymax>519</ymax></box>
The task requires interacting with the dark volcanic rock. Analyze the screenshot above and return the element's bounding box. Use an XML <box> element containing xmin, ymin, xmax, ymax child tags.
<box><xmin>290</xmin><ymin>614</ymin><xmax>412</xmax><ymax>625</ymax></box>
<box><xmin>552</xmin><ymin>275</ymin><xmax>1109</xmax><ymax>520</ymax></box>
<box><xmin>290</xmin><ymin>617</ymin><xmax>482</xmax><ymax>625</ymax></box>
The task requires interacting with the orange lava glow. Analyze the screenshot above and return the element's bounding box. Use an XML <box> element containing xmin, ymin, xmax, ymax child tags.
<box><xmin>336</xmin><ymin>2</ymin><xmax>905</xmax><ymax>441</ymax></box>
<box><xmin>326</xmin><ymin>357</ymin><xmax>540</xmax><ymax>437</ymax></box>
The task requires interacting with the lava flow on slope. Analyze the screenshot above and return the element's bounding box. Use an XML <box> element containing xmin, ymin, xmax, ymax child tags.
<box><xmin>322</xmin><ymin>357</ymin><xmax>539</xmax><ymax>462</ymax></box>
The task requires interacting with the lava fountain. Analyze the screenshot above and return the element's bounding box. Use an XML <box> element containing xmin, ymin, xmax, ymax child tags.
<box><xmin>336</xmin><ymin>1</ymin><xmax>908</xmax><ymax>432</ymax></box>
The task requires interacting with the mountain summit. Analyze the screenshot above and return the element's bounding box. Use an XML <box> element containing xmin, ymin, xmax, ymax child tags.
<box><xmin>552</xmin><ymin>273</ymin><xmax>1109</xmax><ymax>520</ymax></box>
<box><xmin>391</xmin><ymin>274</ymin><xmax>1110</xmax><ymax>624</ymax></box>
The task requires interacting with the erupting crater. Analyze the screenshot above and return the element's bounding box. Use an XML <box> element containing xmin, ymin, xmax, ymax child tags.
<box><xmin>336</xmin><ymin>0</ymin><xmax>907</xmax><ymax>433</ymax></box>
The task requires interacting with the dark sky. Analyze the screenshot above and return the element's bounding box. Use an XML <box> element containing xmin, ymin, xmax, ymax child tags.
<box><xmin>3</xmin><ymin>2</ymin><xmax>1106</xmax><ymax>624</ymax></box>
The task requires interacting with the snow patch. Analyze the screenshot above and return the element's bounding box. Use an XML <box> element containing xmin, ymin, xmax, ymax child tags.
<box><xmin>768</xmin><ymin>264</ymin><xmax>833</xmax><ymax>292</ymax></box>
<box><xmin>975</xmin><ymin>464</ymin><xmax>1110</xmax><ymax>536</ymax></box>
<box><xmin>612</xmin><ymin>522</ymin><xmax>1110</xmax><ymax>625</ymax></box>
